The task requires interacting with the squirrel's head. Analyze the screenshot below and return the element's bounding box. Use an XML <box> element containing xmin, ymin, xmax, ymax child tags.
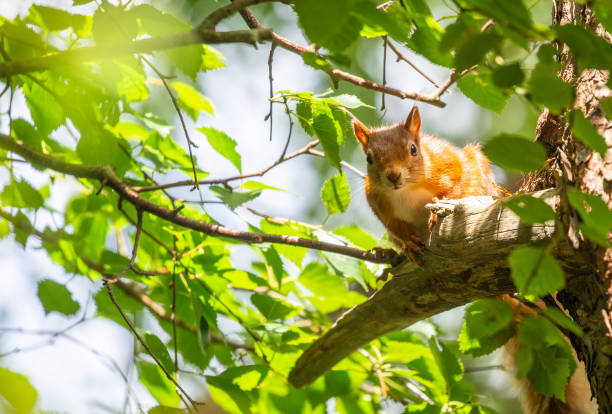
<box><xmin>352</xmin><ymin>106</ymin><xmax>424</xmax><ymax>190</ymax></box>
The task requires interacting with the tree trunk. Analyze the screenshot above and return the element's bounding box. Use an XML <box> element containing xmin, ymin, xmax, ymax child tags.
<box><xmin>527</xmin><ymin>1</ymin><xmax>612</xmax><ymax>411</ymax></box>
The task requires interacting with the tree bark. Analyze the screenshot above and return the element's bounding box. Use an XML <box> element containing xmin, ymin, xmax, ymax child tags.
<box><xmin>527</xmin><ymin>1</ymin><xmax>612</xmax><ymax>410</ymax></box>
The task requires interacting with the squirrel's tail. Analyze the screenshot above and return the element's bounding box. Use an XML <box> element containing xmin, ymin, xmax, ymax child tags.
<box><xmin>500</xmin><ymin>295</ymin><xmax>597</xmax><ymax>414</ymax></box>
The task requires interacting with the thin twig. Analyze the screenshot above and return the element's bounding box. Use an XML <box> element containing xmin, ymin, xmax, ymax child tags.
<box><xmin>133</xmin><ymin>140</ymin><xmax>320</xmax><ymax>192</ymax></box>
<box><xmin>142</xmin><ymin>58</ymin><xmax>200</xmax><ymax>191</ymax></box>
<box><xmin>105</xmin><ymin>282</ymin><xmax>199</xmax><ymax>413</ymax></box>
<box><xmin>265</xmin><ymin>43</ymin><xmax>277</xmax><ymax>141</ymax></box>
<box><xmin>171</xmin><ymin>239</ymin><xmax>179</xmax><ymax>372</ymax></box>
<box><xmin>106</xmin><ymin>208</ymin><xmax>144</xmax><ymax>284</ymax></box>
<box><xmin>385</xmin><ymin>38</ymin><xmax>441</xmax><ymax>89</ymax></box>
<box><xmin>381</xmin><ymin>36</ymin><xmax>387</xmax><ymax>110</ymax></box>
<box><xmin>278</xmin><ymin>96</ymin><xmax>293</xmax><ymax>161</ymax></box>
<box><xmin>307</xmin><ymin>148</ymin><xmax>366</xmax><ymax>179</ymax></box>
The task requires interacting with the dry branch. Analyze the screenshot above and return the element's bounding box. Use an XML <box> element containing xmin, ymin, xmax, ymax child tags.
<box><xmin>288</xmin><ymin>189</ymin><xmax>592</xmax><ymax>387</ymax></box>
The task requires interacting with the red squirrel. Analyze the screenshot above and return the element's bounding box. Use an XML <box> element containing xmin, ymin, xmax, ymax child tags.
<box><xmin>352</xmin><ymin>106</ymin><xmax>596</xmax><ymax>414</ymax></box>
<box><xmin>352</xmin><ymin>106</ymin><xmax>496</xmax><ymax>262</ymax></box>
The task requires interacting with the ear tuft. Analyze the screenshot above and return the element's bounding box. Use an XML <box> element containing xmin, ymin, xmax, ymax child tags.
<box><xmin>403</xmin><ymin>106</ymin><xmax>421</xmax><ymax>138</ymax></box>
<box><xmin>352</xmin><ymin>119</ymin><xmax>370</xmax><ymax>150</ymax></box>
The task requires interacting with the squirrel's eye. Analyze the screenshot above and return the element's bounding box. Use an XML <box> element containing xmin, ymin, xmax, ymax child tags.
<box><xmin>410</xmin><ymin>144</ymin><xmax>418</xmax><ymax>156</ymax></box>
<box><xmin>366</xmin><ymin>154</ymin><xmax>373</xmax><ymax>165</ymax></box>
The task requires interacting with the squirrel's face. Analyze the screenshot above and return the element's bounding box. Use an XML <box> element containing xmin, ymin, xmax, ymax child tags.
<box><xmin>352</xmin><ymin>107</ymin><xmax>424</xmax><ymax>190</ymax></box>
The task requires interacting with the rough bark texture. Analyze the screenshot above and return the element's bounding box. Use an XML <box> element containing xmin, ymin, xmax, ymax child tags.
<box><xmin>289</xmin><ymin>190</ymin><xmax>592</xmax><ymax>388</ymax></box>
<box><xmin>527</xmin><ymin>2</ymin><xmax>612</xmax><ymax>411</ymax></box>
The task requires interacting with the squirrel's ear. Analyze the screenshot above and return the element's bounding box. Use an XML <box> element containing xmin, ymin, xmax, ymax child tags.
<box><xmin>352</xmin><ymin>119</ymin><xmax>370</xmax><ymax>150</ymax></box>
<box><xmin>403</xmin><ymin>106</ymin><xmax>421</xmax><ymax>138</ymax></box>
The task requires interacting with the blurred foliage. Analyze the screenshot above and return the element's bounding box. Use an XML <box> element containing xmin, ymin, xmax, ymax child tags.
<box><xmin>0</xmin><ymin>0</ymin><xmax>610</xmax><ymax>413</ymax></box>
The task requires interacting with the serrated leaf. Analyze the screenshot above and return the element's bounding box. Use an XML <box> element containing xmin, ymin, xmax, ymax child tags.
<box><xmin>321</xmin><ymin>174</ymin><xmax>350</xmax><ymax>215</ymax></box>
<box><xmin>556</xmin><ymin>24</ymin><xmax>612</xmax><ymax>72</ymax></box>
<box><xmin>509</xmin><ymin>247</ymin><xmax>565</xmax><ymax>297</ymax></box>
<box><xmin>463</xmin><ymin>0</ymin><xmax>534</xmax><ymax>34</ymax></box>
<box><xmin>37</xmin><ymin>279</ymin><xmax>80</xmax><ymax>316</ymax></box>
<box><xmin>0</xmin><ymin>367</ymin><xmax>38</xmax><ymax>414</ymax></box>
<box><xmin>171</xmin><ymin>81</ymin><xmax>214</xmax><ymax>120</ymax></box>
<box><xmin>325</xmin><ymin>94</ymin><xmax>374</xmax><ymax>109</ymax></box>
<box><xmin>504</xmin><ymin>194</ymin><xmax>555</xmax><ymax>225</ymax></box>
<box><xmin>144</xmin><ymin>333</ymin><xmax>175</xmax><ymax>374</ymax></box>
<box><xmin>313</xmin><ymin>111</ymin><xmax>342</xmax><ymax>171</ymax></box>
<box><xmin>296</xmin><ymin>102</ymin><xmax>315</xmax><ymax>136</ymax></box>
<box><xmin>567</xmin><ymin>190</ymin><xmax>612</xmax><ymax>247</ymax></box>
<box><xmin>76</xmin><ymin>130</ymin><xmax>130</xmax><ymax>175</ymax></box>
<box><xmin>138</xmin><ymin>361</ymin><xmax>180</xmax><ymax>407</ymax></box>
<box><xmin>23</xmin><ymin>81</ymin><xmax>64</xmax><ymax>137</ymax></box>
<box><xmin>429</xmin><ymin>338</ymin><xmax>463</xmax><ymax>392</ymax></box>
<box><xmin>459</xmin><ymin>299</ymin><xmax>515</xmax><ymax>356</ymax></box>
<box><xmin>457</xmin><ymin>73</ymin><xmax>507</xmax><ymax>113</ymax></box>
<box><xmin>218</xmin><ymin>365</ymin><xmax>268</xmax><ymax>392</ymax></box>
<box><xmin>566</xmin><ymin>110</ymin><xmax>607</xmax><ymax>158</ymax></box>
<box><xmin>492</xmin><ymin>62</ymin><xmax>525</xmax><ymax>89</ymax></box>
<box><xmin>197</xmin><ymin>126</ymin><xmax>241</xmax><ymax>172</ymax></box>
<box><xmin>483</xmin><ymin>134</ymin><xmax>546</xmax><ymax>172</ymax></box>
<box><xmin>209</xmin><ymin>186</ymin><xmax>261</xmax><ymax>210</ymax></box>
<box><xmin>294</xmin><ymin>0</ymin><xmax>362</xmax><ymax>53</ymax></box>
<box><xmin>527</xmin><ymin>45</ymin><xmax>573</xmax><ymax>115</ymax></box>
<box><xmin>261</xmin><ymin>246</ymin><xmax>283</xmax><ymax>288</ymax></box>
<box><xmin>333</xmin><ymin>225</ymin><xmax>377</xmax><ymax>250</ymax></box>
<box><xmin>251</xmin><ymin>293</ymin><xmax>301</xmax><ymax>320</ymax></box>
<box><xmin>1</xmin><ymin>179</ymin><xmax>44</xmax><ymax>209</ymax></box>
<box><xmin>454</xmin><ymin>31</ymin><xmax>501</xmax><ymax>72</ymax></box>
<box><xmin>542</xmin><ymin>307</ymin><xmax>583</xmax><ymax>337</ymax></box>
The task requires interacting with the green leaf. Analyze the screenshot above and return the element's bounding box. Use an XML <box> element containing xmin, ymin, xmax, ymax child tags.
<box><xmin>296</xmin><ymin>102</ymin><xmax>315</xmax><ymax>136</ymax></box>
<box><xmin>566</xmin><ymin>110</ymin><xmax>607</xmax><ymax>158</ymax></box>
<box><xmin>457</xmin><ymin>73</ymin><xmax>507</xmax><ymax>113</ymax></box>
<box><xmin>517</xmin><ymin>317</ymin><xmax>577</xmax><ymax>401</ymax></box>
<box><xmin>301</xmin><ymin>52</ymin><xmax>333</xmax><ymax>71</ymax></box>
<box><xmin>92</xmin><ymin>5</ymin><xmax>138</xmax><ymax>44</ymax></box>
<box><xmin>197</xmin><ymin>127</ymin><xmax>241</xmax><ymax>172</ymax></box>
<box><xmin>148</xmin><ymin>406</ymin><xmax>188</xmax><ymax>414</ymax></box>
<box><xmin>0</xmin><ymin>367</ymin><xmax>38</xmax><ymax>413</ymax></box>
<box><xmin>144</xmin><ymin>333</ymin><xmax>175</xmax><ymax>374</ymax></box>
<box><xmin>23</xmin><ymin>81</ymin><xmax>64</xmax><ymax>137</ymax></box>
<box><xmin>1</xmin><ymin>179</ymin><xmax>44</xmax><ymax>209</ymax></box>
<box><xmin>209</xmin><ymin>186</ymin><xmax>261</xmax><ymax>210</ymax></box>
<box><xmin>251</xmin><ymin>293</ymin><xmax>301</xmax><ymax>320</ymax></box>
<box><xmin>201</xmin><ymin>45</ymin><xmax>225</xmax><ymax>71</ymax></box>
<box><xmin>0</xmin><ymin>220</ymin><xmax>9</xmax><ymax>240</ymax></box>
<box><xmin>509</xmin><ymin>247</ymin><xmax>565</xmax><ymax>297</ymax></box>
<box><xmin>76</xmin><ymin>130</ymin><xmax>130</xmax><ymax>175</ymax></box>
<box><xmin>198</xmin><ymin>316</ymin><xmax>211</xmax><ymax>352</ymax></box>
<box><xmin>137</xmin><ymin>361</ymin><xmax>180</xmax><ymax>407</ymax></box>
<box><xmin>454</xmin><ymin>31</ymin><xmax>501</xmax><ymax>72</ymax></box>
<box><xmin>542</xmin><ymin>307</ymin><xmax>583</xmax><ymax>337</ymax></box>
<box><xmin>116</xmin><ymin>61</ymin><xmax>149</xmax><ymax>102</ymax></box>
<box><xmin>206</xmin><ymin>374</ymin><xmax>252</xmax><ymax>414</ymax></box>
<box><xmin>527</xmin><ymin>45</ymin><xmax>573</xmax><ymax>115</ymax></box>
<box><xmin>240</xmin><ymin>180</ymin><xmax>285</xmax><ymax>192</ymax></box>
<box><xmin>294</xmin><ymin>0</ymin><xmax>362</xmax><ymax>53</ymax></box>
<box><xmin>593</xmin><ymin>0</ymin><xmax>612</xmax><ymax>34</ymax></box>
<box><xmin>463</xmin><ymin>0</ymin><xmax>534</xmax><ymax>34</ymax></box>
<box><xmin>261</xmin><ymin>246</ymin><xmax>283</xmax><ymax>288</ymax></box>
<box><xmin>324</xmin><ymin>371</ymin><xmax>351</xmax><ymax>396</ymax></box>
<box><xmin>218</xmin><ymin>365</ymin><xmax>268</xmax><ymax>391</ymax></box>
<box><xmin>567</xmin><ymin>190</ymin><xmax>612</xmax><ymax>247</ymax></box>
<box><xmin>321</xmin><ymin>173</ymin><xmax>351</xmax><ymax>215</ymax></box>
<box><xmin>492</xmin><ymin>62</ymin><xmax>525</xmax><ymax>89</ymax></box>
<box><xmin>459</xmin><ymin>299</ymin><xmax>515</xmax><ymax>356</ymax></box>
<box><xmin>429</xmin><ymin>338</ymin><xmax>463</xmax><ymax>392</ymax></box>
<box><xmin>37</xmin><ymin>279</ymin><xmax>80</xmax><ymax>316</ymax></box>
<box><xmin>29</xmin><ymin>5</ymin><xmax>87</xmax><ymax>32</ymax></box>
<box><xmin>504</xmin><ymin>194</ymin><xmax>555</xmax><ymax>225</ymax></box>
<box><xmin>312</xmin><ymin>110</ymin><xmax>342</xmax><ymax>171</ymax></box>
<box><xmin>171</xmin><ymin>81</ymin><xmax>214</xmax><ymax>120</ymax></box>
<box><xmin>556</xmin><ymin>24</ymin><xmax>612</xmax><ymax>72</ymax></box>
<box><xmin>483</xmin><ymin>134</ymin><xmax>546</xmax><ymax>172</ymax></box>
<box><xmin>600</xmin><ymin>97</ymin><xmax>612</xmax><ymax>120</ymax></box>
<box><xmin>333</xmin><ymin>225</ymin><xmax>377</xmax><ymax>250</ymax></box>
<box><xmin>325</xmin><ymin>94</ymin><xmax>374</xmax><ymax>109</ymax></box>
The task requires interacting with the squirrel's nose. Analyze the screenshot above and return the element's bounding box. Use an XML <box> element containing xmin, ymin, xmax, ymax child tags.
<box><xmin>386</xmin><ymin>171</ymin><xmax>401</xmax><ymax>186</ymax></box>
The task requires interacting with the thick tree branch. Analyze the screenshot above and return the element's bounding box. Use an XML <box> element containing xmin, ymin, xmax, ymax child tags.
<box><xmin>0</xmin><ymin>134</ymin><xmax>389</xmax><ymax>264</ymax></box>
<box><xmin>0</xmin><ymin>29</ymin><xmax>272</xmax><ymax>77</ymax></box>
<box><xmin>288</xmin><ymin>189</ymin><xmax>592</xmax><ymax>387</ymax></box>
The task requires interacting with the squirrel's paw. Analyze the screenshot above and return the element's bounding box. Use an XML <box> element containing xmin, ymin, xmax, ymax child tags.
<box><xmin>401</xmin><ymin>237</ymin><xmax>424</xmax><ymax>266</ymax></box>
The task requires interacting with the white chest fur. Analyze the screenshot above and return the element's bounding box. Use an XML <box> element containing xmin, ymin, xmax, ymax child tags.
<box><xmin>388</xmin><ymin>185</ymin><xmax>435</xmax><ymax>225</ymax></box>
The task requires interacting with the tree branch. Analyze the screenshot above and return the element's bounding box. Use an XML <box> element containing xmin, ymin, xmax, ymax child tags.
<box><xmin>0</xmin><ymin>134</ymin><xmax>389</xmax><ymax>264</ymax></box>
<box><xmin>0</xmin><ymin>29</ymin><xmax>273</xmax><ymax>77</ymax></box>
<box><xmin>288</xmin><ymin>189</ymin><xmax>591</xmax><ymax>387</ymax></box>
